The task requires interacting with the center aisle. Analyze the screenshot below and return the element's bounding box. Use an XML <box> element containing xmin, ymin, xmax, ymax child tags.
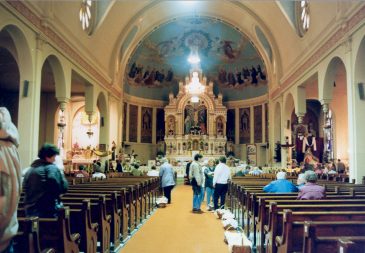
<box><xmin>120</xmin><ymin>184</ymin><xmax>228</xmax><ymax>253</ymax></box>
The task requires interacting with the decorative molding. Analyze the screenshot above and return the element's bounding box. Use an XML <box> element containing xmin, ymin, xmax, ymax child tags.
<box><xmin>224</xmin><ymin>94</ymin><xmax>269</xmax><ymax>108</ymax></box>
<box><xmin>270</xmin><ymin>4</ymin><xmax>365</xmax><ymax>99</ymax></box>
<box><xmin>124</xmin><ymin>93</ymin><xmax>167</xmax><ymax>108</ymax></box>
<box><xmin>5</xmin><ymin>0</ymin><xmax>120</xmax><ymax>98</ymax></box>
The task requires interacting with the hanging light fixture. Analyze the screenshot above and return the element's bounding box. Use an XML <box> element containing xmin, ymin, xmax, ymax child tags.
<box><xmin>187</xmin><ymin>45</ymin><xmax>200</xmax><ymax>64</ymax></box>
<box><xmin>186</xmin><ymin>71</ymin><xmax>205</xmax><ymax>103</ymax></box>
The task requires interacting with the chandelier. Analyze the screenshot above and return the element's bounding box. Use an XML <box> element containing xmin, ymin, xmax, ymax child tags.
<box><xmin>185</xmin><ymin>71</ymin><xmax>205</xmax><ymax>103</ymax></box>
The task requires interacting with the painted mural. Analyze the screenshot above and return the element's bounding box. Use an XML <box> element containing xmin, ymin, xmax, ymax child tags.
<box><xmin>129</xmin><ymin>104</ymin><xmax>138</xmax><ymax>142</ymax></box>
<box><xmin>239</xmin><ymin>108</ymin><xmax>250</xmax><ymax>144</ymax></box>
<box><xmin>254</xmin><ymin>105</ymin><xmax>263</xmax><ymax>143</ymax></box>
<box><xmin>227</xmin><ymin>109</ymin><xmax>235</xmax><ymax>142</ymax></box>
<box><xmin>156</xmin><ymin>108</ymin><xmax>165</xmax><ymax>142</ymax></box>
<box><xmin>125</xmin><ymin>16</ymin><xmax>268</xmax><ymax>101</ymax></box>
<box><xmin>123</xmin><ymin>102</ymin><xmax>127</xmax><ymax>142</ymax></box>
<box><xmin>141</xmin><ymin>107</ymin><xmax>152</xmax><ymax>143</ymax></box>
<box><xmin>265</xmin><ymin>103</ymin><xmax>268</xmax><ymax>143</ymax></box>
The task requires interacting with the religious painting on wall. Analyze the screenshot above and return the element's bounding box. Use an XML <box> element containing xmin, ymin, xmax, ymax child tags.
<box><xmin>247</xmin><ymin>144</ymin><xmax>257</xmax><ymax>165</ymax></box>
<box><xmin>129</xmin><ymin>104</ymin><xmax>138</xmax><ymax>142</ymax></box>
<box><xmin>122</xmin><ymin>102</ymin><xmax>127</xmax><ymax>142</ymax></box>
<box><xmin>239</xmin><ymin>108</ymin><xmax>250</xmax><ymax>144</ymax></box>
<box><xmin>156</xmin><ymin>108</ymin><xmax>165</xmax><ymax>142</ymax></box>
<box><xmin>254</xmin><ymin>105</ymin><xmax>262</xmax><ymax>143</ymax></box>
<box><xmin>226</xmin><ymin>109</ymin><xmax>235</xmax><ymax>142</ymax></box>
<box><xmin>265</xmin><ymin>103</ymin><xmax>268</xmax><ymax>143</ymax></box>
<box><xmin>184</xmin><ymin>101</ymin><xmax>207</xmax><ymax>135</ymax></box>
<box><xmin>141</xmin><ymin>107</ymin><xmax>152</xmax><ymax>143</ymax></box>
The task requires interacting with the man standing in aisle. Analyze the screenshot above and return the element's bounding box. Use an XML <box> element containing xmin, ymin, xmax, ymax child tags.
<box><xmin>213</xmin><ymin>156</ymin><xmax>231</xmax><ymax>210</ymax></box>
<box><xmin>189</xmin><ymin>153</ymin><xmax>204</xmax><ymax>213</ymax></box>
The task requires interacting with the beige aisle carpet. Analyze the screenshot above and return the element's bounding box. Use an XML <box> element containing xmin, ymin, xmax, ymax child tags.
<box><xmin>120</xmin><ymin>185</ymin><xmax>228</xmax><ymax>253</ymax></box>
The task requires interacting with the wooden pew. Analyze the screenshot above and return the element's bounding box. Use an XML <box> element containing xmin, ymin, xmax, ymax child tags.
<box><xmin>13</xmin><ymin>216</ymin><xmax>55</xmax><ymax>253</ymax></box>
<box><xmin>268</xmin><ymin>209</ymin><xmax>365</xmax><ymax>253</ymax></box>
<box><xmin>337</xmin><ymin>237</ymin><xmax>365</xmax><ymax>253</ymax></box>
<box><xmin>302</xmin><ymin>221</ymin><xmax>365</xmax><ymax>253</ymax></box>
<box><xmin>37</xmin><ymin>207</ymin><xmax>80</xmax><ymax>253</ymax></box>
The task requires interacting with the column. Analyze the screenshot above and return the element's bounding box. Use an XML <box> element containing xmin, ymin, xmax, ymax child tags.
<box><xmin>126</xmin><ymin>103</ymin><xmax>130</xmax><ymax>142</ymax></box>
<box><xmin>152</xmin><ymin>107</ymin><xmax>157</xmax><ymax>144</ymax></box>
<box><xmin>17</xmin><ymin>36</ymin><xmax>43</xmax><ymax>168</ymax></box>
<box><xmin>235</xmin><ymin>108</ymin><xmax>239</xmax><ymax>145</ymax></box>
<box><xmin>262</xmin><ymin>104</ymin><xmax>265</xmax><ymax>143</ymax></box>
<box><xmin>137</xmin><ymin>105</ymin><xmax>142</xmax><ymax>143</ymax></box>
<box><xmin>250</xmin><ymin>106</ymin><xmax>254</xmax><ymax>143</ymax></box>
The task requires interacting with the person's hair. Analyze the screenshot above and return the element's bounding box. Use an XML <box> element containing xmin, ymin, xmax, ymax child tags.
<box><xmin>194</xmin><ymin>153</ymin><xmax>202</xmax><ymax>161</ymax></box>
<box><xmin>276</xmin><ymin>171</ymin><xmax>286</xmax><ymax>180</ymax></box>
<box><xmin>219</xmin><ymin>156</ymin><xmax>226</xmax><ymax>164</ymax></box>
<box><xmin>79</xmin><ymin>165</ymin><xmax>85</xmax><ymax>171</ymax></box>
<box><xmin>134</xmin><ymin>164</ymin><xmax>140</xmax><ymax>169</ymax></box>
<box><xmin>215</xmin><ymin>159</ymin><xmax>219</xmax><ymax>165</ymax></box>
<box><xmin>338</xmin><ymin>159</ymin><xmax>341</xmax><ymax>162</ymax></box>
<box><xmin>304</xmin><ymin>170</ymin><xmax>318</xmax><ymax>183</ymax></box>
<box><xmin>297</xmin><ymin>173</ymin><xmax>306</xmax><ymax>185</ymax></box>
<box><xmin>96</xmin><ymin>161</ymin><xmax>101</xmax><ymax>166</ymax></box>
<box><xmin>38</xmin><ymin>143</ymin><xmax>60</xmax><ymax>160</ymax></box>
<box><xmin>151</xmin><ymin>165</ymin><xmax>156</xmax><ymax>170</ymax></box>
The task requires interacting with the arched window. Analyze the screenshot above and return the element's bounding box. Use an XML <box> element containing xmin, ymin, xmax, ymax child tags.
<box><xmin>79</xmin><ymin>0</ymin><xmax>96</xmax><ymax>35</ymax></box>
<box><xmin>296</xmin><ymin>0</ymin><xmax>310</xmax><ymax>37</ymax></box>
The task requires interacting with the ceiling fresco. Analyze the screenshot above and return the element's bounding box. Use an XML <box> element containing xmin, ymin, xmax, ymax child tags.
<box><xmin>124</xmin><ymin>16</ymin><xmax>268</xmax><ymax>101</ymax></box>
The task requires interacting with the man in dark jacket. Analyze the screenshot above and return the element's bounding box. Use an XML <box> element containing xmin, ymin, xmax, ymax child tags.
<box><xmin>23</xmin><ymin>144</ymin><xmax>68</xmax><ymax>218</ymax></box>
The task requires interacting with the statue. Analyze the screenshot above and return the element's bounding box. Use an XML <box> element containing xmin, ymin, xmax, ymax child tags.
<box><xmin>198</xmin><ymin>109</ymin><xmax>206</xmax><ymax>134</ymax></box>
<box><xmin>184</xmin><ymin>115</ymin><xmax>192</xmax><ymax>134</ymax></box>
<box><xmin>217</xmin><ymin>117</ymin><xmax>223</xmax><ymax>135</ymax></box>
<box><xmin>168</xmin><ymin>117</ymin><xmax>175</xmax><ymax>135</ymax></box>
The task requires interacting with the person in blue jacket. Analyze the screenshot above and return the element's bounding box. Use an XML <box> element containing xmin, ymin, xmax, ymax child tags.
<box><xmin>263</xmin><ymin>171</ymin><xmax>298</xmax><ymax>193</ymax></box>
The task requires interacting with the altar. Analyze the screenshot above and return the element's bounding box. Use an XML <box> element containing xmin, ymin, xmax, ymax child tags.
<box><xmin>164</xmin><ymin>69</ymin><xmax>227</xmax><ymax>161</ymax></box>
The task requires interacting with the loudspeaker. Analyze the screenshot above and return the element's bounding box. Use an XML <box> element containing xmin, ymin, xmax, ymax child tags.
<box><xmin>100</xmin><ymin>117</ymin><xmax>104</xmax><ymax>127</ymax></box>
<box><xmin>359</xmin><ymin>83</ymin><xmax>365</xmax><ymax>100</ymax></box>
<box><xmin>22</xmin><ymin>80</ymin><xmax>29</xmax><ymax>97</ymax></box>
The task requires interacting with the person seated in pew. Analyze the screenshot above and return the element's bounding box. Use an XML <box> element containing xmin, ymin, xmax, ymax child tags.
<box><xmin>23</xmin><ymin>144</ymin><xmax>68</xmax><ymax>218</ymax></box>
<box><xmin>263</xmin><ymin>171</ymin><xmax>298</xmax><ymax>193</ymax></box>
<box><xmin>248</xmin><ymin>166</ymin><xmax>263</xmax><ymax>175</ymax></box>
<box><xmin>131</xmin><ymin>163</ymin><xmax>143</xmax><ymax>176</ymax></box>
<box><xmin>297</xmin><ymin>173</ymin><xmax>306</xmax><ymax>190</ymax></box>
<box><xmin>0</xmin><ymin>107</ymin><xmax>21</xmax><ymax>253</ymax></box>
<box><xmin>116</xmin><ymin>159</ymin><xmax>123</xmax><ymax>173</ymax></box>
<box><xmin>92</xmin><ymin>164</ymin><xmax>106</xmax><ymax>179</ymax></box>
<box><xmin>297</xmin><ymin>170</ymin><xmax>325</xmax><ymax>200</ymax></box>
<box><xmin>147</xmin><ymin>165</ymin><xmax>159</xmax><ymax>176</ymax></box>
<box><xmin>74</xmin><ymin>165</ymin><xmax>89</xmax><ymax>178</ymax></box>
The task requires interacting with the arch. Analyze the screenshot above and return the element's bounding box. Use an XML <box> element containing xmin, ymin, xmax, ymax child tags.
<box><xmin>178</xmin><ymin>93</ymin><xmax>215</xmax><ymax>113</ymax></box>
<box><xmin>97</xmin><ymin>91</ymin><xmax>109</xmax><ymax>145</ymax></box>
<box><xmin>42</xmin><ymin>54</ymin><xmax>67</xmax><ymax>100</ymax></box>
<box><xmin>0</xmin><ymin>46</ymin><xmax>20</xmax><ymax>126</ymax></box>
<box><xmin>0</xmin><ymin>24</ymin><xmax>33</xmax><ymax>82</ymax></box>
<box><xmin>350</xmin><ymin>35</ymin><xmax>365</xmax><ymax>182</ymax></box>
<box><xmin>274</xmin><ymin>102</ymin><xmax>281</xmax><ymax>143</ymax></box>
<box><xmin>322</xmin><ymin>56</ymin><xmax>346</xmax><ymax>102</ymax></box>
<box><xmin>112</xmin><ymin>1</ymin><xmax>281</xmax><ymax>90</ymax></box>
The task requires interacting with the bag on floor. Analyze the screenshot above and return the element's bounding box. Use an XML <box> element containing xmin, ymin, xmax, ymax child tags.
<box><xmin>214</xmin><ymin>207</ymin><xmax>232</xmax><ymax>219</ymax></box>
<box><xmin>222</xmin><ymin>218</ymin><xmax>238</xmax><ymax>230</ymax></box>
<box><xmin>224</xmin><ymin>227</ymin><xmax>252</xmax><ymax>253</ymax></box>
<box><xmin>222</xmin><ymin>211</ymin><xmax>235</xmax><ymax>220</ymax></box>
<box><xmin>156</xmin><ymin>196</ymin><xmax>168</xmax><ymax>208</ymax></box>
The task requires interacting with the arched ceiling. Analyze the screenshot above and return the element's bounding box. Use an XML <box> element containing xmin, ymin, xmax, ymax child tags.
<box><xmin>21</xmin><ymin>1</ymin><xmax>364</xmax><ymax>100</ymax></box>
<box><xmin>125</xmin><ymin>16</ymin><xmax>268</xmax><ymax>101</ymax></box>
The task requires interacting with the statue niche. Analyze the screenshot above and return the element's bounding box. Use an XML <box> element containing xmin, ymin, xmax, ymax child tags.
<box><xmin>184</xmin><ymin>103</ymin><xmax>207</xmax><ymax>135</ymax></box>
